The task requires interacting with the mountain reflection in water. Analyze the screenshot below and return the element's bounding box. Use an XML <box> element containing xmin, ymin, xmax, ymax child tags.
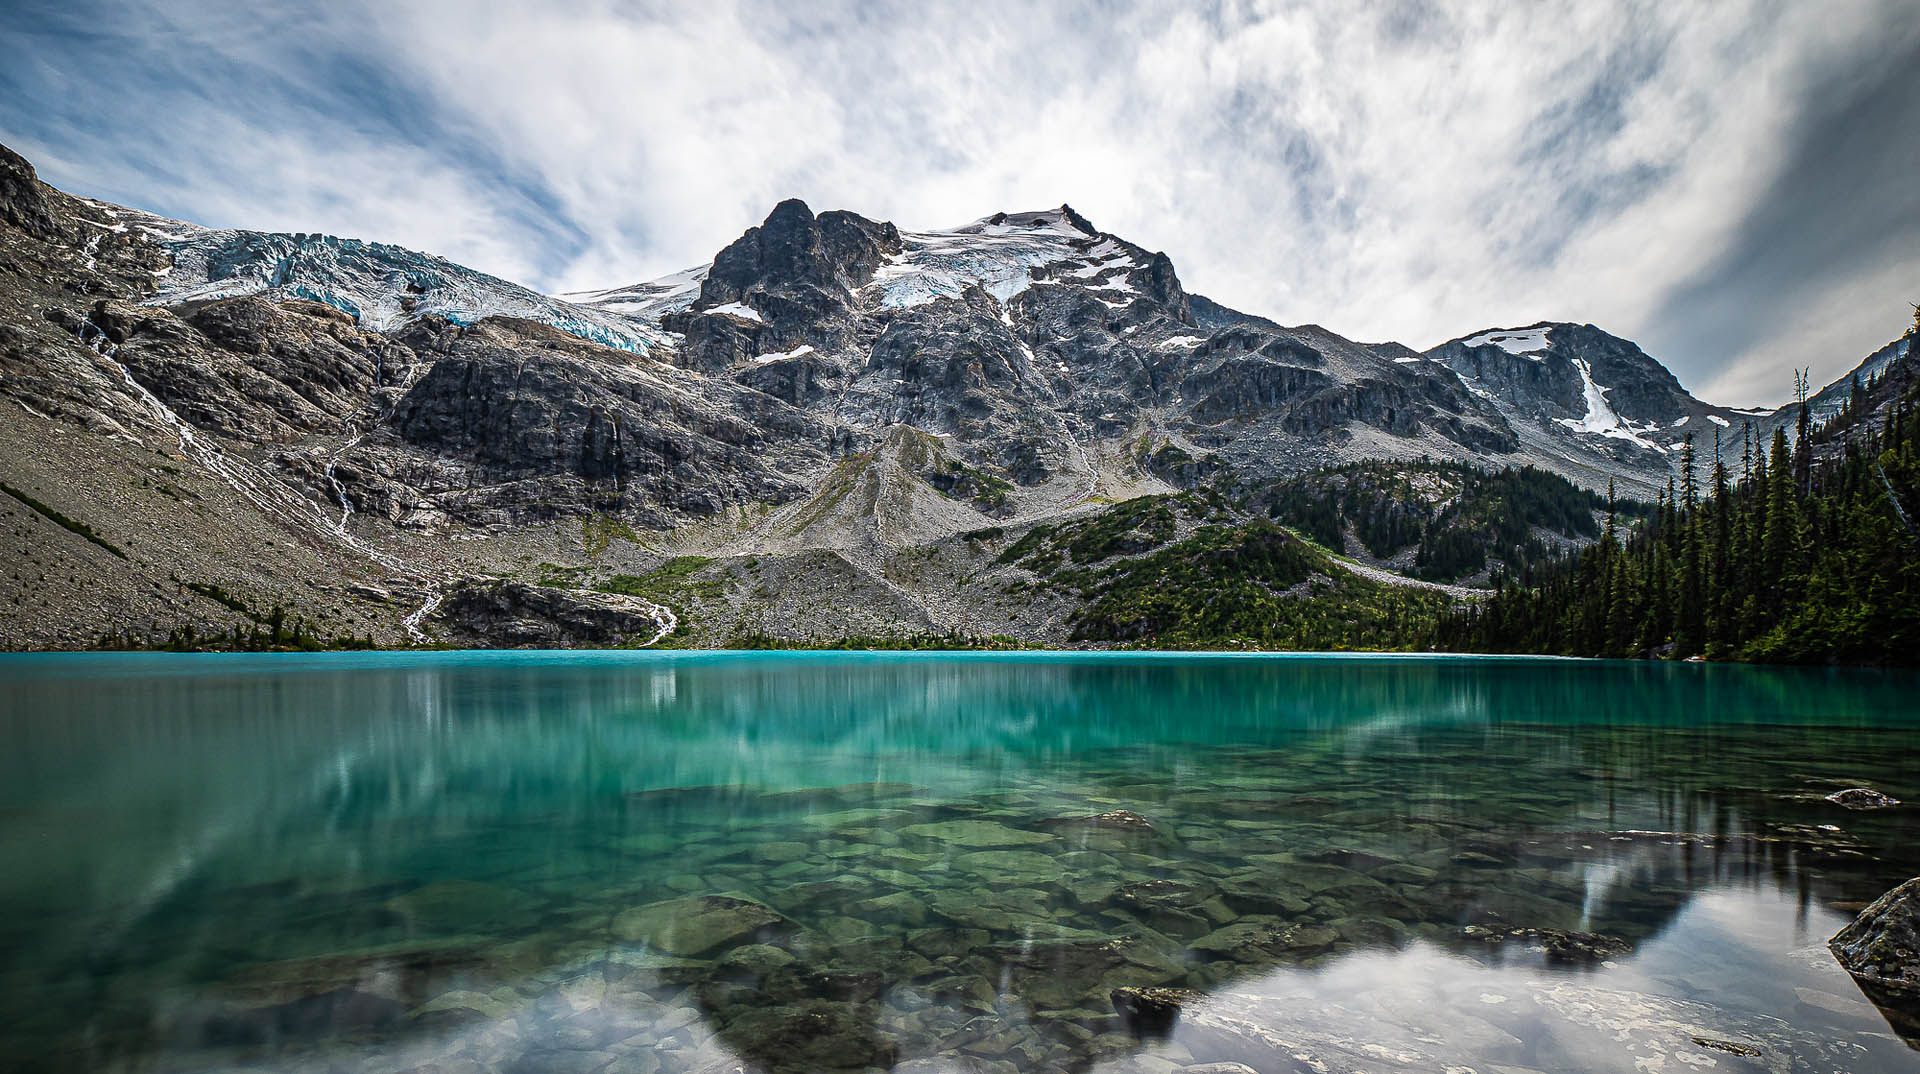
<box><xmin>1</xmin><ymin>652</ymin><xmax>1917</xmax><ymax>1073</ymax></box>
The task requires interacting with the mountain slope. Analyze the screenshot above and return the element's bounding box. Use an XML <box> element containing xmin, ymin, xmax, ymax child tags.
<box><xmin>0</xmin><ymin>141</ymin><xmax>1904</xmax><ymax>651</ymax></box>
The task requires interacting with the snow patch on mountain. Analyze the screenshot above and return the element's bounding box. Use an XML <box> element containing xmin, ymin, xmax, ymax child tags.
<box><xmin>754</xmin><ymin>344</ymin><xmax>814</xmax><ymax>365</ymax></box>
<box><xmin>1556</xmin><ymin>358</ymin><xmax>1660</xmax><ymax>450</ymax></box>
<box><xmin>866</xmin><ymin>209</ymin><xmax>1097</xmax><ymax>310</ymax></box>
<box><xmin>565</xmin><ymin>265</ymin><xmax>706</xmax><ymax>321</ymax></box>
<box><xmin>704</xmin><ymin>301</ymin><xmax>763</xmax><ymax>322</ymax></box>
<box><xmin>1461</xmin><ymin>325</ymin><xmax>1554</xmax><ymax>357</ymax></box>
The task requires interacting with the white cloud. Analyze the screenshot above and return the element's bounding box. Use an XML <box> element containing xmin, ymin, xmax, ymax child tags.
<box><xmin>6</xmin><ymin>0</ymin><xmax>1915</xmax><ymax>407</ymax></box>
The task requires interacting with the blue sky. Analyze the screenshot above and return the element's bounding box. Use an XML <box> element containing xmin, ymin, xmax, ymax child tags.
<box><xmin>2</xmin><ymin>0</ymin><xmax>1915</xmax><ymax>406</ymax></box>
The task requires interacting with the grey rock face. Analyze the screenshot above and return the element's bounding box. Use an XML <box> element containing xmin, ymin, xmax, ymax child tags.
<box><xmin>384</xmin><ymin>317</ymin><xmax>835</xmax><ymax>524</ymax></box>
<box><xmin>700</xmin><ymin>199</ymin><xmax>902</xmax><ymax>308</ymax></box>
<box><xmin>848</xmin><ymin>287</ymin><xmax>1075</xmax><ymax>483</ymax></box>
<box><xmin>100</xmin><ymin>296</ymin><xmax>397</xmax><ymax>443</ymax></box>
<box><xmin>432</xmin><ymin>578</ymin><xmax>671</xmax><ymax>647</ymax></box>
<box><xmin>666</xmin><ymin>199</ymin><xmax>902</xmax><ymax>374</ymax></box>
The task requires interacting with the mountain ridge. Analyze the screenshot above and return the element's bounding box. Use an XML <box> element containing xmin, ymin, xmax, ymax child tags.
<box><xmin>0</xmin><ymin>142</ymin><xmax>1905</xmax><ymax>651</ymax></box>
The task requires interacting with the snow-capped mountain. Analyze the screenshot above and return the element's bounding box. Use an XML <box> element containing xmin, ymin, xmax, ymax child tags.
<box><xmin>119</xmin><ymin>186</ymin><xmax>1805</xmax><ymax>504</ymax></box>
<box><xmin>1422</xmin><ymin>321</ymin><xmax>1748</xmax><ymax>468</ymax></box>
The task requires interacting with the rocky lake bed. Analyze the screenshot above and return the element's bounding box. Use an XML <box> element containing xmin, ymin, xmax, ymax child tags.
<box><xmin>3</xmin><ymin>653</ymin><xmax>1919</xmax><ymax>1073</ymax></box>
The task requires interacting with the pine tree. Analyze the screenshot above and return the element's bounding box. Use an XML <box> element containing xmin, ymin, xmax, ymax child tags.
<box><xmin>1673</xmin><ymin>436</ymin><xmax>1703</xmax><ymax>656</ymax></box>
<box><xmin>1705</xmin><ymin>429</ymin><xmax>1734</xmax><ymax>656</ymax></box>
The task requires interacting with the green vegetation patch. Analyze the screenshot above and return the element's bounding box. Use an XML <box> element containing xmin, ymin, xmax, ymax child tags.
<box><xmin>0</xmin><ymin>481</ymin><xmax>128</xmax><ymax>559</ymax></box>
<box><xmin>581</xmin><ymin>512</ymin><xmax>647</xmax><ymax>556</ymax></box>
<box><xmin>998</xmin><ymin>490</ymin><xmax>1235</xmax><ymax>575</ymax></box>
<box><xmin>600</xmin><ymin>556</ymin><xmax>725</xmax><ymax>647</ymax></box>
<box><xmin>1258</xmin><ymin>460</ymin><xmax>1628</xmax><ymax>583</ymax></box>
<box><xmin>1062</xmin><ymin>519</ymin><xmax>1450</xmax><ymax>649</ymax></box>
<box><xmin>925</xmin><ymin>459</ymin><xmax>1014</xmax><ymax>513</ymax></box>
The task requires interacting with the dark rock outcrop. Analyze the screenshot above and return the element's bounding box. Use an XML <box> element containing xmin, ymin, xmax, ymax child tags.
<box><xmin>0</xmin><ymin>144</ymin><xmax>63</xmax><ymax>242</ymax></box>
<box><xmin>666</xmin><ymin>199</ymin><xmax>902</xmax><ymax>371</ymax></box>
<box><xmin>1830</xmin><ymin>876</ymin><xmax>1920</xmax><ymax>994</ymax></box>
<box><xmin>431</xmin><ymin>579</ymin><xmax>673</xmax><ymax>647</ymax></box>
<box><xmin>90</xmin><ymin>297</ymin><xmax>392</xmax><ymax>443</ymax></box>
<box><xmin>1826</xmin><ymin>787</ymin><xmax>1901</xmax><ymax>810</ymax></box>
<box><xmin>386</xmin><ymin>317</ymin><xmax>834</xmax><ymax>524</ymax></box>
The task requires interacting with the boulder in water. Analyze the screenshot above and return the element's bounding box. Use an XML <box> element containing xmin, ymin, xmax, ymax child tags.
<box><xmin>1830</xmin><ymin>876</ymin><xmax>1920</xmax><ymax>992</ymax></box>
<box><xmin>1825</xmin><ymin>787</ymin><xmax>1901</xmax><ymax>810</ymax></box>
<box><xmin>1463</xmin><ymin>923</ymin><xmax>1632</xmax><ymax>966</ymax></box>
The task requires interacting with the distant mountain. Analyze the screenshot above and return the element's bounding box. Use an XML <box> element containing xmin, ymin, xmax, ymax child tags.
<box><xmin>0</xmin><ymin>141</ymin><xmax>1907</xmax><ymax>651</ymax></box>
<box><xmin>1804</xmin><ymin>335</ymin><xmax>1911</xmax><ymax>422</ymax></box>
<box><xmin>1423</xmin><ymin>321</ymin><xmax>1748</xmax><ymax>480</ymax></box>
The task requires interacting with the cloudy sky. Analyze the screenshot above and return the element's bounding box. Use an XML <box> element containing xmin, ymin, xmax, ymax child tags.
<box><xmin>2</xmin><ymin>0</ymin><xmax>1915</xmax><ymax>406</ymax></box>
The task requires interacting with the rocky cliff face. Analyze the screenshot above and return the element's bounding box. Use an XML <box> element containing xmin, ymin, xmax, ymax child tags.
<box><xmin>0</xmin><ymin>142</ymin><xmax>1900</xmax><ymax>649</ymax></box>
<box><xmin>1424</xmin><ymin>322</ymin><xmax>1746</xmax><ymax>474</ymax></box>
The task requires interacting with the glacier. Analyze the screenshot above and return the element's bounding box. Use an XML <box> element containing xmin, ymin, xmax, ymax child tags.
<box><xmin>148</xmin><ymin>228</ymin><xmax>675</xmax><ymax>355</ymax></box>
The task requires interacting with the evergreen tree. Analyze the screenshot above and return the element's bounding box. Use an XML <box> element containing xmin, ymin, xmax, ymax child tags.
<box><xmin>1706</xmin><ymin>429</ymin><xmax>1734</xmax><ymax>656</ymax></box>
<box><xmin>1762</xmin><ymin>426</ymin><xmax>1797</xmax><ymax>622</ymax></box>
<box><xmin>1675</xmin><ymin>436</ymin><xmax>1703</xmax><ymax>655</ymax></box>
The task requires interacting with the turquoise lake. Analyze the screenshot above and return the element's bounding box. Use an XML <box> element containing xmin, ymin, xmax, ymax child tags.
<box><xmin>3</xmin><ymin>652</ymin><xmax>1919</xmax><ymax>1073</ymax></box>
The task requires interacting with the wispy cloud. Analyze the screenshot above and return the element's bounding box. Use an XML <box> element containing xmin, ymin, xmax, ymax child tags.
<box><xmin>2</xmin><ymin>0</ymin><xmax>1914</xmax><ymax>406</ymax></box>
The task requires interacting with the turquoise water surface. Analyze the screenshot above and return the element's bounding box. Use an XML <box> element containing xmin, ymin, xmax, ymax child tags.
<box><xmin>2</xmin><ymin>652</ymin><xmax>1918</xmax><ymax>1073</ymax></box>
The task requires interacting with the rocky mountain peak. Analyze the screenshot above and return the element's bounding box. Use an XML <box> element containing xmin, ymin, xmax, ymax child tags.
<box><xmin>1058</xmin><ymin>204</ymin><xmax>1098</xmax><ymax>235</ymax></box>
<box><xmin>695</xmin><ymin>199</ymin><xmax>903</xmax><ymax>314</ymax></box>
<box><xmin>0</xmin><ymin>143</ymin><xmax>64</xmax><ymax>242</ymax></box>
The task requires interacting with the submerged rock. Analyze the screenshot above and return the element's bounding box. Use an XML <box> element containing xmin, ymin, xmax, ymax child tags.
<box><xmin>411</xmin><ymin>988</ymin><xmax>516</xmax><ymax>1020</ymax></box>
<box><xmin>716</xmin><ymin>998</ymin><xmax>898</xmax><ymax>1072</ymax></box>
<box><xmin>1462</xmin><ymin>923</ymin><xmax>1631</xmax><ymax>966</ymax></box>
<box><xmin>613</xmin><ymin>895</ymin><xmax>788</xmax><ymax>956</ymax></box>
<box><xmin>1038</xmin><ymin>809</ymin><xmax>1168</xmax><ymax>844</ymax></box>
<box><xmin>716</xmin><ymin>943</ymin><xmax>798</xmax><ymax>976</ymax></box>
<box><xmin>1689</xmin><ymin>1035</ymin><xmax>1764</xmax><ymax>1058</ymax></box>
<box><xmin>1190</xmin><ymin>920</ymin><xmax>1338</xmax><ymax>961</ymax></box>
<box><xmin>1825</xmin><ymin>787</ymin><xmax>1901</xmax><ymax>810</ymax></box>
<box><xmin>896</xmin><ymin>819</ymin><xmax>1056</xmax><ymax>847</ymax></box>
<box><xmin>1830</xmin><ymin>876</ymin><xmax>1920</xmax><ymax>993</ymax></box>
